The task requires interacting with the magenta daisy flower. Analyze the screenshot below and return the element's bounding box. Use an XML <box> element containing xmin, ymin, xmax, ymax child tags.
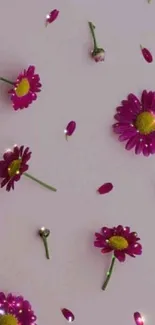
<box><xmin>0</xmin><ymin>292</ymin><xmax>36</xmax><ymax>325</ymax></box>
<box><xmin>94</xmin><ymin>225</ymin><xmax>142</xmax><ymax>290</ymax></box>
<box><xmin>0</xmin><ymin>145</ymin><xmax>57</xmax><ymax>192</ymax></box>
<box><xmin>9</xmin><ymin>66</ymin><xmax>41</xmax><ymax>110</ymax></box>
<box><xmin>113</xmin><ymin>90</ymin><xmax>155</xmax><ymax>156</ymax></box>
<box><xmin>0</xmin><ymin>145</ymin><xmax>31</xmax><ymax>191</ymax></box>
<box><xmin>0</xmin><ymin>66</ymin><xmax>41</xmax><ymax>110</ymax></box>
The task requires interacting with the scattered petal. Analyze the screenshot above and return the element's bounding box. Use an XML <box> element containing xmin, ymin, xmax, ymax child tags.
<box><xmin>134</xmin><ymin>312</ymin><xmax>144</xmax><ymax>325</ymax></box>
<box><xmin>140</xmin><ymin>45</ymin><xmax>153</xmax><ymax>63</ymax></box>
<box><xmin>64</xmin><ymin>121</ymin><xmax>76</xmax><ymax>140</ymax></box>
<box><xmin>97</xmin><ymin>183</ymin><xmax>113</xmax><ymax>195</ymax></box>
<box><xmin>61</xmin><ymin>309</ymin><xmax>75</xmax><ymax>322</ymax></box>
<box><xmin>45</xmin><ymin>9</ymin><xmax>59</xmax><ymax>26</ymax></box>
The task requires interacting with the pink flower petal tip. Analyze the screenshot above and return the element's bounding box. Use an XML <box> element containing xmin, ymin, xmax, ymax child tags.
<box><xmin>140</xmin><ymin>45</ymin><xmax>153</xmax><ymax>63</ymax></box>
<box><xmin>61</xmin><ymin>308</ymin><xmax>75</xmax><ymax>322</ymax></box>
<box><xmin>134</xmin><ymin>312</ymin><xmax>144</xmax><ymax>325</ymax></box>
<box><xmin>97</xmin><ymin>183</ymin><xmax>113</xmax><ymax>195</ymax></box>
<box><xmin>64</xmin><ymin>121</ymin><xmax>76</xmax><ymax>140</ymax></box>
<box><xmin>45</xmin><ymin>9</ymin><xmax>59</xmax><ymax>26</ymax></box>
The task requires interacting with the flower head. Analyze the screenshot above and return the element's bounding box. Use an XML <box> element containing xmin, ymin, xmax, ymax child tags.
<box><xmin>113</xmin><ymin>90</ymin><xmax>155</xmax><ymax>156</ymax></box>
<box><xmin>0</xmin><ymin>145</ymin><xmax>31</xmax><ymax>191</ymax></box>
<box><xmin>94</xmin><ymin>225</ymin><xmax>142</xmax><ymax>262</ymax></box>
<box><xmin>0</xmin><ymin>292</ymin><xmax>36</xmax><ymax>325</ymax></box>
<box><xmin>91</xmin><ymin>48</ymin><xmax>105</xmax><ymax>62</ymax></box>
<box><xmin>9</xmin><ymin>66</ymin><xmax>41</xmax><ymax>110</ymax></box>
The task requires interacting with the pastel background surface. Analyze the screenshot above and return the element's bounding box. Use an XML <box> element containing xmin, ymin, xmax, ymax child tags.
<box><xmin>0</xmin><ymin>0</ymin><xmax>154</xmax><ymax>324</ymax></box>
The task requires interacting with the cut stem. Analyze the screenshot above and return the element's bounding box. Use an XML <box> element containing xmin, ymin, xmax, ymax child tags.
<box><xmin>102</xmin><ymin>255</ymin><xmax>116</xmax><ymax>290</ymax></box>
<box><xmin>0</xmin><ymin>77</ymin><xmax>14</xmax><ymax>85</ymax></box>
<box><xmin>88</xmin><ymin>21</ymin><xmax>98</xmax><ymax>50</ymax></box>
<box><xmin>24</xmin><ymin>172</ymin><xmax>57</xmax><ymax>192</ymax></box>
<box><xmin>42</xmin><ymin>236</ymin><xmax>50</xmax><ymax>259</ymax></box>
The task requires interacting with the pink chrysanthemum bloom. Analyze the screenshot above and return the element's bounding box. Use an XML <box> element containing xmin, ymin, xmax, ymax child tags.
<box><xmin>94</xmin><ymin>225</ymin><xmax>142</xmax><ymax>290</ymax></box>
<box><xmin>8</xmin><ymin>66</ymin><xmax>41</xmax><ymax>110</ymax></box>
<box><xmin>0</xmin><ymin>292</ymin><xmax>36</xmax><ymax>325</ymax></box>
<box><xmin>0</xmin><ymin>145</ymin><xmax>31</xmax><ymax>191</ymax></box>
<box><xmin>0</xmin><ymin>145</ymin><xmax>57</xmax><ymax>192</ymax></box>
<box><xmin>113</xmin><ymin>90</ymin><xmax>155</xmax><ymax>156</ymax></box>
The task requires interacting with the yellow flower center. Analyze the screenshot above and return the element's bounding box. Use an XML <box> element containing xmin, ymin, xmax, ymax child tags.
<box><xmin>108</xmin><ymin>236</ymin><xmax>128</xmax><ymax>250</ymax></box>
<box><xmin>135</xmin><ymin>111</ymin><xmax>155</xmax><ymax>134</ymax></box>
<box><xmin>0</xmin><ymin>314</ymin><xmax>18</xmax><ymax>325</ymax></box>
<box><xmin>8</xmin><ymin>159</ymin><xmax>21</xmax><ymax>178</ymax></box>
<box><xmin>15</xmin><ymin>78</ymin><xmax>30</xmax><ymax>97</ymax></box>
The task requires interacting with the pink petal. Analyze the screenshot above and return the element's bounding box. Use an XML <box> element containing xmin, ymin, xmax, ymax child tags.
<box><xmin>64</xmin><ymin>121</ymin><xmax>76</xmax><ymax>139</ymax></box>
<box><xmin>114</xmin><ymin>250</ymin><xmax>126</xmax><ymax>262</ymax></box>
<box><xmin>97</xmin><ymin>183</ymin><xmax>113</xmax><ymax>195</ymax></box>
<box><xmin>140</xmin><ymin>45</ymin><xmax>153</xmax><ymax>63</ymax></box>
<box><xmin>101</xmin><ymin>247</ymin><xmax>112</xmax><ymax>254</ymax></box>
<box><xmin>46</xmin><ymin>9</ymin><xmax>59</xmax><ymax>25</ymax></box>
<box><xmin>133</xmin><ymin>312</ymin><xmax>144</xmax><ymax>325</ymax></box>
<box><xmin>61</xmin><ymin>309</ymin><xmax>75</xmax><ymax>322</ymax></box>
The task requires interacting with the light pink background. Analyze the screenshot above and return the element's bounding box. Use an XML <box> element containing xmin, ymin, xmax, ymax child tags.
<box><xmin>0</xmin><ymin>0</ymin><xmax>154</xmax><ymax>324</ymax></box>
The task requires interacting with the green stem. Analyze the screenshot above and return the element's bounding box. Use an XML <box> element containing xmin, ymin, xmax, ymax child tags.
<box><xmin>42</xmin><ymin>236</ymin><xmax>50</xmax><ymax>259</ymax></box>
<box><xmin>102</xmin><ymin>255</ymin><xmax>116</xmax><ymax>290</ymax></box>
<box><xmin>24</xmin><ymin>172</ymin><xmax>57</xmax><ymax>192</ymax></box>
<box><xmin>148</xmin><ymin>0</ymin><xmax>151</xmax><ymax>3</ymax></box>
<box><xmin>88</xmin><ymin>21</ymin><xmax>98</xmax><ymax>50</ymax></box>
<box><xmin>0</xmin><ymin>77</ymin><xmax>14</xmax><ymax>85</ymax></box>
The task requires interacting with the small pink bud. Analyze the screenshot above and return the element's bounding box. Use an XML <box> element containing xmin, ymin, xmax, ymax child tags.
<box><xmin>61</xmin><ymin>308</ymin><xmax>75</xmax><ymax>322</ymax></box>
<box><xmin>97</xmin><ymin>183</ymin><xmax>113</xmax><ymax>195</ymax></box>
<box><xmin>64</xmin><ymin>121</ymin><xmax>76</xmax><ymax>140</ymax></box>
<box><xmin>45</xmin><ymin>9</ymin><xmax>59</xmax><ymax>26</ymax></box>
<box><xmin>92</xmin><ymin>48</ymin><xmax>105</xmax><ymax>62</ymax></box>
<box><xmin>133</xmin><ymin>312</ymin><xmax>144</xmax><ymax>325</ymax></box>
<box><xmin>140</xmin><ymin>45</ymin><xmax>153</xmax><ymax>63</ymax></box>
